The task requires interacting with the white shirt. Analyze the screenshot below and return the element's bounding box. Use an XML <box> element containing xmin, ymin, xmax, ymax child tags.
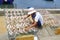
<box><xmin>34</xmin><ymin>12</ymin><xmax>43</xmax><ymax>25</ymax></box>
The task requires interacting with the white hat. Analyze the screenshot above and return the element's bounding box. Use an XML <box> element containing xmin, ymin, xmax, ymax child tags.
<box><xmin>28</xmin><ymin>7</ymin><xmax>36</xmax><ymax>15</ymax></box>
<box><xmin>28</xmin><ymin>7</ymin><xmax>34</xmax><ymax>11</ymax></box>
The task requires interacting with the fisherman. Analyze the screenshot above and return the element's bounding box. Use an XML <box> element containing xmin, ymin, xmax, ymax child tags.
<box><xmin>23</xmin><ymin>7</ymin><xmax>44</xmax><ymax>31</ymax></box>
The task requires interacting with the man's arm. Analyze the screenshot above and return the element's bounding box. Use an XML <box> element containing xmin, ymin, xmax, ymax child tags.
<box><xmin>29</xmin><ymin>21</ymin><xmax>37</xmax><ymax>28</ymax></box>
<box><xmin>23</xmin><ymin>14</ymin><xmax>30</xmax><ymax>19</ymax></box>
<box><xmin>24</xmin><ymin>21</ymin><xmax>37</xmax><ymax>31</ymax></box>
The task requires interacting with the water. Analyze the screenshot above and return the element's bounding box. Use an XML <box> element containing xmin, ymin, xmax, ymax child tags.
<box><xmin>0</xmin><ymin>0</ymin><xmax>60</xmax><ymax>9</ymax></box>
<box><xmin>13</xmin><ymin>0</ymin><xmax>60</xmax><ymax>9</ymax></box>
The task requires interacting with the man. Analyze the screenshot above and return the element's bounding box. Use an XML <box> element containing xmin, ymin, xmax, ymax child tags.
<box><xmin>23</xmin><ymin>7</ymin><xmax>44</xmax><ymax>31</ymax></box>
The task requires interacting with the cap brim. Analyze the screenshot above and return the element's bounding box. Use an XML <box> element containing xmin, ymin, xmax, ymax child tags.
<box><xmin>28</xmin><ymin>10</ymin><xmax>36</xmax><ymax>15</ymax></box>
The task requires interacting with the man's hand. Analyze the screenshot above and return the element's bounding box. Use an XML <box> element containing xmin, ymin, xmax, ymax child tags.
<box><xmin>24</xmin><ymin>26</ymin><xmax>31</xmax><ymax>31</ymax></box>
<box><xmin>24</xmin><ymin>21</ymin><xmax>37</xmax><ymax>31</ymax></box>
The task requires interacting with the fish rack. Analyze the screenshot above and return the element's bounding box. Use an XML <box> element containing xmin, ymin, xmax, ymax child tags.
<box><xmin>5</xmin><ymin>9</ymin><xmax>36</xmax><ymax>40</ymax></box>
<box><xmin>5</xmin><ymin>9</ymin><xmax>60</xmax><ymax>40</ymax></box>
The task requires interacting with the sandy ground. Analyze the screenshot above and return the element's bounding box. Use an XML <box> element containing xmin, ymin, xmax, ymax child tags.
<box><xmin>37</xmin><ymin>14</ymin><xmax>60</xmax><ymax>40</ymax></box>
<box><xmin>0</xmin><ymin>14</ymin><xmax>60</xmax><ymax>40</ymax></box>
<box><xmin>0</xmin><ymin>16</ymin><xmax>9</xmax><ymax>40</ymax></box>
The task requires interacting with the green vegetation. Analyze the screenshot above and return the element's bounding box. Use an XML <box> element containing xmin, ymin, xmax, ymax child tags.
<box><xmin>0</xmin><ymin>4</ymin><xmax>14</xmax><ymax>8</ymax></box>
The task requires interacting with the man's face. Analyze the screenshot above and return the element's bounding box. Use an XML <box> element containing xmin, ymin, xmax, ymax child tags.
<box><xmin>29</xmin><ymin>13</ymin><xmax>34</xmax><ymax>16</ymax></box>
